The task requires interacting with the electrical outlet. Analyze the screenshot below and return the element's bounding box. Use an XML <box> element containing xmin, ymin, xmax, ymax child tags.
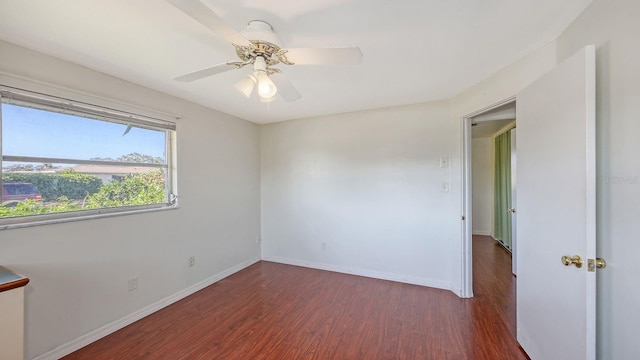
<box><xmin>128</xmin><ymin>276</ymin><xmax>138</xmax><ymax>292</ymax></box>
<box><xmin>440</xmin><ymin>157</ymin><xmax>449</xmax><ymax>168</ymax></box>
<box><xmin>442</xmin><ymin>182</ymin><xmax>449</xmax><ymax>193</ymax></box>
<box><xmin>188</xmin><ymin>256</ymin><xmax>196</xmax><ymax>267</ymax></box>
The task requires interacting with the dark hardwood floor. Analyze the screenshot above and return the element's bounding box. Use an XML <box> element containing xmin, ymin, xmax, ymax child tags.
<box><xmin>63</xmin><ymin>235</ymin><xmax>528</xmax><ymax>359</ymax></box>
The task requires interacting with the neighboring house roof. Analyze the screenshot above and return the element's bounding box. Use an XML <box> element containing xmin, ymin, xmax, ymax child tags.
<box><xmin>56</xmin><ymin>165</ymin><xmax>157</xmax><ymax>175</ymax></box>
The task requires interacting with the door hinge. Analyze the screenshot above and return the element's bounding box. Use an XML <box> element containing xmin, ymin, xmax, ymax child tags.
<box><xmin>461</xmin><ymin>216</ymin><xmax>465</xmax><ymax>221</ymax></box>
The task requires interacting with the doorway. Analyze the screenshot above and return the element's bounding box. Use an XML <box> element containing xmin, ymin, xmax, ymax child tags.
<box><xmin>461</xmin><ymin>97</ymin><xmax>516</xmax><ymax>297</ymax></box>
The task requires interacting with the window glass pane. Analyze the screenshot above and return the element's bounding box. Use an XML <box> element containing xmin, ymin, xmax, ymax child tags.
<box><xmin>2</xmin><ymin>103</ymin><xmax>166</xmax><ymax>163</ymax></box>
<box><xmin>1</xmin><ymin>161</ymin><xmax>167</xmax><ymax>218</ymax></box>
<box><xmin>1</xmin><ymin>96</ymin><xmax>174</xmax><ymax>224</ymax></box>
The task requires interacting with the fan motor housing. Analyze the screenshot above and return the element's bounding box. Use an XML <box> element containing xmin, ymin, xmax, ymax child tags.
<box><xmin>241</xmin><ymin>20</ymin><xmax>283</xmax><ymax>47</ymax></box>
<box><xmin>236</xmin><ymin>20</ymin><xmax>286</xmax><ymax>66</ymax></box>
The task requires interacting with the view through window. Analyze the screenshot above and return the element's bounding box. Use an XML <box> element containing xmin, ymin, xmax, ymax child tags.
<box><xmin>0</xmin><ymin>87</ymin><xmax>177</xmax><ymax>226</ymax></box>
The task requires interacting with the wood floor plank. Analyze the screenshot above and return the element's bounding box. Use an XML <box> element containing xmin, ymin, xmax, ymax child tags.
<box><xmin>62</xmin><ymin>235</ymin><xmax>528</xmax><ymax>359</ymax></box>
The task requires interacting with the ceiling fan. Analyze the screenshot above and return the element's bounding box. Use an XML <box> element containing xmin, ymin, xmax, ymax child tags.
<box><xmin>168</xmin><ymin>0</ymin><xmax>363</xmax><ymax>102</ymax></box>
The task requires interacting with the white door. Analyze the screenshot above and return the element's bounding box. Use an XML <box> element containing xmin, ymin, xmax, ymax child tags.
<box><xmin>516</xmin><ymin>45</ymin><xmax>596</xmax><ymax>360</ymax></box>
<box><xmin>510</xmin><ymin>128</ymin><xmax>517</xmax><ymax>275</ymax></box>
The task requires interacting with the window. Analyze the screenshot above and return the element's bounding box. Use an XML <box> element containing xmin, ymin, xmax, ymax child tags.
<box><xmin>0</xmin><ymin>86</ymin><xmax>177</xmax><ymax>229</ymax></box>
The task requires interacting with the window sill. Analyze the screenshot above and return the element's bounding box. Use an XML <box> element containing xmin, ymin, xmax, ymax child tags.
<box><xmin>0</xmin><ymin>203</ymin><xmax>179</xmax><ymax>231</ymax></box>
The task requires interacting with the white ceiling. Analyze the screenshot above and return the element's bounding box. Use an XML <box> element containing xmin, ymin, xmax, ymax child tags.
<box><xmin>0</xmin><ymin>0</ymin><xmax>593</xmax><ymax>124</ymax></box>
<box><xmin>472</xmin><ymin>119</ymin><xmax>514</xmax><ymax>138</ymax></box>
<box><xmin>471</xmin><ymin>101</ymin><xmax>515</xmax><ymax>138</ymax></box>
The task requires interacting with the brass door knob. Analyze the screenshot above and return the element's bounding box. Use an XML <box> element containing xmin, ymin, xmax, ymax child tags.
<box><xmin>561</xmin><ymin>255</ymin><xmax>583</xmax><ymax>268</ymax></box>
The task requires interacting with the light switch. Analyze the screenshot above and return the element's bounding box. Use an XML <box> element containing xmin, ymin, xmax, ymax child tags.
<box><xmin>440</xmin><ymin>157</ymin><xmax>449</xmax><ymax>168</ymax></box>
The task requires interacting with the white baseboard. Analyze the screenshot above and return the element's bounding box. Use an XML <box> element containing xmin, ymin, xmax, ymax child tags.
<box><xmin>472</xmin><ymin>230</ymin><xmax>491</xmax><ymax>236</ymax></box>
<box><xmin>262</xmin><ymin>256</ymin><xmax>451</xmax><ymax>292</ymax></box>
<box><xmin>33</xmin><ymin>257</ymin><xmax>260</xmax><ymax>360</ymax></box>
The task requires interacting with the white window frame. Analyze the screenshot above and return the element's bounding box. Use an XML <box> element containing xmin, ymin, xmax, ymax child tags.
<box><xmin>0</xmin><ymin>85</ymin><xmax>178</xmax><ymax>230</ymax></box>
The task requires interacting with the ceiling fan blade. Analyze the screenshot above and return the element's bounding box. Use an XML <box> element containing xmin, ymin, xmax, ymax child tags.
<box><xmin>270</xmin><ymin>73</ymin><xmax>302</xmax><ymax>102</ymax></box>
<box><xmin>234</xmin><ymin>74</ymin><xmax>256</xmax><ymax>98</ymax></box>
<box><xmin>167</xmin><ymin>0</ymin><xmax>252</xmax><ymax>47</ymax></box>
<box><xmin>283</xmin><ymin>47</ymin><xmax>363</xmax><ymax>65</ymax></box>
<box><xmin>174</xmin><ymin>62</ymin><xmax>237</xmax><ymax>82</ymax></box>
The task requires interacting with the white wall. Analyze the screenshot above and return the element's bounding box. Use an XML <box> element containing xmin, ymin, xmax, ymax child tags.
<box><xmin>471</xmin><ymin>137</ymin><xmax>492</xmax><ymax>235</ymax></box>
<box><xmin>261</xmin><ymin>102</ymin><xmax>453</xmax><ymax>289</ymax></box>
<box><xmin>0</xmin><ymin>40</ymin><xmax>261</xmax><ymax>359</ymax></box>
<box><xmin>259</xmin><ymin>40</ymin><xmax>559</xmax><ymax>297</ymax></box>
<box><xmin>556</xmin><ymin>0</ymin><xmax>640</xmax><ymax>358</ymax></box>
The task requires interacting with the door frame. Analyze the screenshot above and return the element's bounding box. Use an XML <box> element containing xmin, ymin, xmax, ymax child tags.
<box><xmin>461</xmin><ymin>96</ymin><xmax>516</xmax><ymax>298</ymax></box>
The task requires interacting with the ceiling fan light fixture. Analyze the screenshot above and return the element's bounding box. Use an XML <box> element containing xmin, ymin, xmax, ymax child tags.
<box><xmin>234</xmin><ymin>74</ymin><xmax>257</xmax><ymax>98</ymax></box>
<box><xmin>256</xmin><ymin>71</ymin><xmax>277</xmax><ymax>99</ymax></box>
<box><xmin>168</xmin><ymin>1</ymin><xmax>363</xmax><ymax>103</ymax></box>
